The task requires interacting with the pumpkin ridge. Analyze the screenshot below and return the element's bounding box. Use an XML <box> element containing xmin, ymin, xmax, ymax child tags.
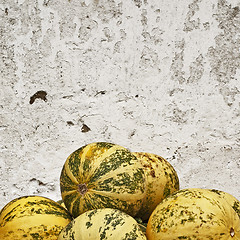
<box><xmin>64</xmin><ymin>157</ymin><xmax>80</xmax><ymax>185</ymax></box>
<box><xmin>69</xmin><ymin>193</ymin><xmax>80</xmax><ymax>214</ymax></box>
<box><xmin>89</xmin><ymin>189</ymin><xmax>145</xmax><ymax>202</ymax></box>
<box><xmin>61</xmin><ymin>189</ymin><xmax>77</xmax><ymax>199</ymax></box>
<box><xmin>89</xmin><ymin>149</ymin><xmax>139</xmax><ymax>184</ymax></box>
<box><xmin>79</xmin><ymin>144</ymin><xmax>94</xmax><ymax>182</ymax></box>
<box><xmin>92</xmin><ymin>163</ymin><xmax>143</xmax><ymax>186</ymax></box>
<box><xmin>61</xmin><ymin>191</ymin><xmax>79</xmax><ymax>214</ymax></box>
<box><xmin>84</xmin><ymin>145</ymin><xmax>127</xmax><ymax>183</ymax></box>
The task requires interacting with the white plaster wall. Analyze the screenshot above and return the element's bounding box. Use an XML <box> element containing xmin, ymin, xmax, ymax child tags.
<box><xmin>0</xmin><ymin>0</ymin><xmax>240</xmax><ymax>210</ymax></box>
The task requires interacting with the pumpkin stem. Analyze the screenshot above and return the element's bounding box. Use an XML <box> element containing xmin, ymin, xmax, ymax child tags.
<box><xmin>78</xmin><ymin>183</ymin><xmax>88</xmax><ymax>196</ymax></box>
<box><xmin>230</xmin><ymin>227</ymin><xmax>235</xmax><ymax>237</ymax></box>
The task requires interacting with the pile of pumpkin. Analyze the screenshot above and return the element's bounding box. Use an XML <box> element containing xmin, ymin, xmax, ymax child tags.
<box><xmin>0</xmin><ymin>142</ymin><xmax>240</xmax><ymax>239</ymax></box>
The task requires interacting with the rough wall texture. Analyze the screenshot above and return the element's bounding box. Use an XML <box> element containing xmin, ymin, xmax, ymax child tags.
<box><xmin>0</xmin><ymin>0</ymin><xmax>240</xmax><ymax>209</ymax></box>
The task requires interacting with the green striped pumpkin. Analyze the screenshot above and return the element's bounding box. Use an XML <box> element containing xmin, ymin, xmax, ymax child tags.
<box><xmin>60</xmin><ymin>142</ymin><xmax>146</xmax><ymax>218</ymax></box>
<box><xmin>0</xmin><ymin>195</ymin><xmax>72</xmax><ymax>240</ymax></box>
<box><xmin>58</xmin><ymin>208</ymin><xmax>147</xmax><ymax>240</ymax></box>
<box><xmin>132</xmin><ymin>152</ymin><xmax>179</xmax><ymax>221</ymax></box>
<box><xmin>146</xmin><ymin>188</ymin><xmax>240</xmax><ymax>240</ymax></box>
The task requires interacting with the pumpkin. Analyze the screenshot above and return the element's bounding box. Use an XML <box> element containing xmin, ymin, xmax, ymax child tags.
<box><xmin>58</xmin><ymin>208</ymin><xmax>147</xmax><ymax>240</ymax></box>
<box><xmin>209</xmin><ymin>189</ymin><xmax>240</xmax><ymax>218</ymax></box>
<box><xmin>146</xmin><ymin>188</ymin><xmax>240</xmax><ymax>240</ymax></box>
<box><xmin>0</xmin><ymin>195</ymin><xmax>72</xmax><ymax>240</ymax></box>
<box><xmin>132</xmin><ymin>152</ymin><xmax>179</xmax><ymax>221</ymax></box>
<box><xmin>60</xmin><ymin>142</ymin><xmax>146</xmax><ymax>218</ymax></box>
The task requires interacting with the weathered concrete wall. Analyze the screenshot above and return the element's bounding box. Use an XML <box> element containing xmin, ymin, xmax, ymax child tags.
<box><xmin>1</xmin><ymin>0</ymin><xmax>240</xmax><ymax>209</ymax></box>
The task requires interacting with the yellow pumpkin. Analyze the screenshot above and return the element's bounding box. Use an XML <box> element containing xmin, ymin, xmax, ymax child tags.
<box><xmin>146</xmin><ymin>188</ymin><xmax>240</xmax><ymax>240</ymax></box>
<box><xmin>58</xmin><ymin>208</ymin><xmax>147</xmax><ymax>240</ymax></box>
<box><xmin>132</xmin><ymin>152</ymin><xmax>179</xmax><ymax>221</ymax></box>
<box><xmin>0</xmin><ymin>196</ymin><xmax>72</xmax><ymax>240</ymax></box>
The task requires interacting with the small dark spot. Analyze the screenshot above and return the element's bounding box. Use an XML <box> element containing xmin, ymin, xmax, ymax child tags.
<box><xmin>62</xmin><ymin>95</ymin><xmax>73</xmax><ymax>99</ymax></box>
<box><xmin>9</xmin><ymin>18</ymin><xmax>16</xmax><ymax>25</ymax></box>
<box><xmin>210</xmin><ymin>189</ymin><xmax>221</xmax><ymax>195</ymax></box>
<box><xmin>30</xmin><ymin>178</ymin><xmax>46</xmax><ymax>186</ymax></box>
<box><xmin>142</xmin><ymin>161</ymin><xmax>156</xmax><ymax>177</ymax></box>
<box><xmin>130</xmin><ymin>130</ymin><xmax>135</xmax><ymax>137</ymax></box>
<box><xmin>133</xmin><ymin>0</ymin><xmax>142</xmax><ymax>8</ymax></box>
<box><xmin>232</xmin><ymin>6</ymin><xmax>240</xmax><ymax>18</ymax></box>
<box><xmin>95</xmin><ymin>90</ymin><xmax>106</xmax><ymax>96</ymax></box>
<box><xmin>43</xmin><ymin>0</ymin><xmax>50</xmax><ymax>6</ymax></box>
<box><xmin>150</xmin><ymin>169</ymin><xmax>156</xmax><ymax>177</ymax></box>
<box><xmin>152</xmin><ymin>156</ymin><xmax>160</xmax><ymax>162</ymax></box>
<box><xmin>135</xmin><ymin>94</ymin><xmax>139</xmax><ymax>97</ymax></box>
<box><xmin>86</xmin><ymin>221</ymin><xmax>92</xmax><ymax>229</ymax></box>
<box><xmin>81</xmin><ymin>124</ymin><xmax>91</xmax><ymax>132</ymax></box>
<box><xmin>29</xmin><ymin>91</ymin><xmax>47</xmax><ymax>104</ymax></box>
<box><xmin>67</xmin><ymin>121</ymin><xmax>74</xmax><ymax>126</ymax></box>
<box><xmin>5</xmin><ymin>8</ymin><xmax>8</xmax><ymax>15</ymax></box>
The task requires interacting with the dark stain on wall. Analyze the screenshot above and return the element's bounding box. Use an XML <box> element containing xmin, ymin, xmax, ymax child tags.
<box><xmin>29</xmin><ymin>91</ymin><xmax>47</xmax><ymax>104</ymax></box>
<box><xmin>208</xmin><ymin>1</ymin><xmax>240</xmax><ymax>84</ymax></box>
<box><xmin>81</xmin><ymin>123</ymin><xmax>91</xmax><ymax>132</ymax></box>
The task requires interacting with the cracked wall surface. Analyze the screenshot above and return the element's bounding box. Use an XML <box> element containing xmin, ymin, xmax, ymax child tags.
<box><xmin>0</xmin><ymin>0</ymin><xmax>240</xmax><ymax>209</ymax></box>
